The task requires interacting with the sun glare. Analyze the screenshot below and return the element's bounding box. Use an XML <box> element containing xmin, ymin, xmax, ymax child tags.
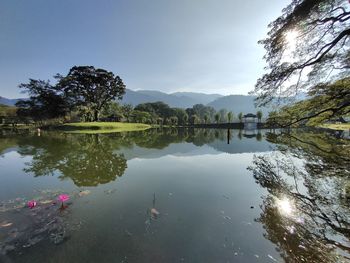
<box><xmin>276</xmin><ymin>197</ymin><xmax>294</xmax><ymax>216</ymax></box>
<box><xmin>285</xmin><ymin>30</ymin><xmax>299</xmax><ymax>47</ymax></box>
<box><xmin>282</xmin><ymin>29</ymin><xmax>299</xmax><ymax>62</ymax></box>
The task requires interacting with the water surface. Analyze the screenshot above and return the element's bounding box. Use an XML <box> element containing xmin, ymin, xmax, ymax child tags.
<box><xmin>0</xmin><ymin>128</ymin><xmax>349</xmax><ymax>263</ymax></box>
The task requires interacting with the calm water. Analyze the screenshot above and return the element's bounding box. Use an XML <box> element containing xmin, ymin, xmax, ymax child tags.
<box><xmin>0</xmin><ymin>128</ymin><xmax>349</xmax><ymax>263</ymax></box>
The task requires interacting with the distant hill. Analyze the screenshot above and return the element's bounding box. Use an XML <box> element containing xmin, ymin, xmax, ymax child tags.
<box><xmin>0</xmin><ymin>96</ymin><xmax>24</xmax><ymax>106</ymax></box>
<box><xmin>171</xmin><ymin>92</ymin><xmax>223</xmax><ymax>105</ymax></box>
<box><xmin>207</xmin><ymin>95</ymin><xmax>270</xmax><ymax>115</ymax></box>
<box><xmin>119</xmin><ymin>89</ymin><xmax>222</xmax><ymax>108</ymax></box>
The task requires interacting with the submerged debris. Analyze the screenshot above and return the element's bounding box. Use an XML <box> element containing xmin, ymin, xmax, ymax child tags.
<box><xmin>151</xmin><ymin>208</ymin><xmax>160</xmax><ymax>216</ymax></box>
<box><xmin>78</xmin><ymin>190</ymin><xmax>91</xmax><ymax>197</ymax></box>
<box><xmin>104</xmin><ymin>189</ymin><xmax>117</xmax><ymax>195</ymax></box>
<box><xmin>268</xmin><ymin>254</ymin><xmax>278</xmax><ymax>262</ymax></box>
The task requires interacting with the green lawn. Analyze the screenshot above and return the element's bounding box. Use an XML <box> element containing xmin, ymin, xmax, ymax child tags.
<box><xmin>319</xmin><ymin>123</ymin><xmax>350</xmax><ymax>131</ymax></box>
<box><xmin>58</xmin><ymin>122</ymin><xmax>151</xmax><ymax>134</ymax></box>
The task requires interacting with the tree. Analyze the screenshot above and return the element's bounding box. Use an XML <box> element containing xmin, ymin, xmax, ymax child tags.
<box><xmin>266</xmin><ymin>77</ymin><xmax>350</xmax><ymax>127</ymax></box>
<box><xmin>190</xmin><ymin>114</ymin><xmax>200</xmax><ymax>125</ymax></box>
<box><xmin>204</xmin><ymin>114</ymin><xmax>209</xmax><ymax>124</ymax></box>
<box><xmin>157</xmin><ymin>117</ymin><xmax>163</xmax><ymax>126</ymax></box>
<box><xmin>256</xmin><ymin>110</ymin><xmax>263</xmax><ymax>123</ymax></box>
<box><xmin>135</xmin><ymin>101</ymin><xmax>173</xmax><ymax>120</ymax></box>
<box><xmin>192</xmin><ymin>104</ymin><xmax>216</xmax><ymax>120</ymax></box>
<box><xmin>57</xmin><ymin>66</ymin><xmax>126</xmax><ymax>121</ymax></box>
<box><xmin>219</xmin><ymin>109</ymin><xmax>227</xmax><ymax>123</ymax></box>
<box><xmin>169</xmin><ymin>116</ymin><xmax>178</xmax><ymax>126</ymax></box>
<box><xmin>16</xmin><ymin>79</ymin><xmax>68</xmax><ymax>121</ymax></box>
<box><xmin>214</xmin><ymin>113</ymin><xmax>220</xmax><ymax>124</ymax></box>
<box><xmin>172</xmin><ymin>108</ymin><xmax>188</xmax><ymax>126</ymax></box>
<box><xmin>253</xmin><ymin>0</ymin><xmax>350</xmax><ymax>115</ymax></box>
<box><xmin>100</xmin><ymin>102</ymin><xmax>123</xmax><ymax>121</ymax></box>
<box><xmin>131</xmin><ymin>110</ymin><xmax>152</xmax><ymax>123</ymax></box>
<box><xmin>238</xmin><ymin>112</ymin><xmax>243</xmax><ymax>123</ymax></box>
<box><xmin>227</xmin><ymin>111</ymin><xmax>234</xmax><ymax>123</ymax></box>
<box><xmin>182</xmin><ymin>113</ymin><xmax>189</xmax><ymax>125</ymax></box>
<box><xmin>120</xmin><ymin>104</ymin><xmax>133</xmax><ymax>122</ymax></box>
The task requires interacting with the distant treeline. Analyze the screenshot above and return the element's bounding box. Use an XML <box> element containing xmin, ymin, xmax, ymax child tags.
<box><xmin>96</xmin><ymin>101</ymin><xmax>249</xmax><ymax>125</ymax></box>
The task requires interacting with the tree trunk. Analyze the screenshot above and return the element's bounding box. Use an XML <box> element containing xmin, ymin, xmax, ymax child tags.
<box><xmin>93</xmin><ymin>110</ymin><xmax>99</xmax><ymax>122</ymax></box>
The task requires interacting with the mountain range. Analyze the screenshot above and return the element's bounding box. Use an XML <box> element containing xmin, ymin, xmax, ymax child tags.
<box><xmin>1</xmin><ymin>90</ymin><xmax>268</xmax><ymax>114</ymax></box>
<box><xmin>120</xmin><ymin>89</ymin><xmax>269</xmax><ymax>114</ymax></box>
<box><xmin>0</xmin><ymin>96</ymin><xmax>23</xmax><ymax>106</ymax></box>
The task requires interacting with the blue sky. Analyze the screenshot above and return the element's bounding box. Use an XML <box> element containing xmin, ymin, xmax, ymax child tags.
<box><xmin>0</xmin><ymin>0</ymin><xmax>288</xmax><ymax>98</ymax></box>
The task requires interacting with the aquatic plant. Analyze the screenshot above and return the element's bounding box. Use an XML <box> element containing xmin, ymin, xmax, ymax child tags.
<box><xmin>27</xmin><ymin>200</ymin><xmax>37</xmax><ymax>209</ymax></box>
<box><xmin>58</xmin><ymin>194</ymin><xmax>70</xmax><ymax>208</ymax></box>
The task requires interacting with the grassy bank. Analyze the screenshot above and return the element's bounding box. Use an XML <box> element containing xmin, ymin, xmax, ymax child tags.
<box><xmin>56</xmin><ymin>122</ymin><xmax>151</xmax><ymax>134</ymax></box>
<box><xmin>319</xmin><ymin>123</ymin><xmax>350</xmax><ymax>131</ymax></box>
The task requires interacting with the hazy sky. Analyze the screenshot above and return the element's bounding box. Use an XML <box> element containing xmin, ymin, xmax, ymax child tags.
<box><xmin>0</xmin><ymin>0</ymin><xmax>289</xmax><ymax>98</ymax></box>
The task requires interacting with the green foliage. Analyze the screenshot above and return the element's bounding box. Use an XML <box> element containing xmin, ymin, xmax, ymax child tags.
<box><xmin>57</xmin><ymin>66</ymin><xmax>126</xmax><ymax>121</ymax></box>
<box><xmin>190</xmin><ymin>114</ymin><xmax>200</xmax><ymax>125</ymax></box>
<box><xmin>204</xmin><ymin>114</ymin><xmax>209</xmax><ymax>124</ymax></box>
<box><xmin>256</xmin><ymin>110</ymin><xmax>263</xmax><ymax>122</ymax></box>
<box><xmin>192</xmin><ymin>104</ymin><xmax>216</xmax><ymax>122</ymax></box>
<box><xmin>169</xmin><ymin>116</ymin><xmax>178</xmax><ymax>126</ymax></box>
<box><xmin>100</xmin><ymin>102</ymin><xmax>123</xmax><ymax>120</ymax></box>
<box><xmin>120</xmin><ymin>104</ymin><xmax>133</xmax><ymax>122</ymax></box>
<box><xmin>16</xmin><ymin>79</ymin><xmax>68</xmax><ymax>121</ymax></box>
<box><xmin>134</xmin><ymin>101</ymin><xmax>172</xmax><ymax>119</ymax></box>
<box><xmin>15</xmin><ymin>66</ymin><xmax>126</xmax><ymax>123</ymax></box>
<box><xmin>219</xmin><ymin>109</ymin><xmax>227</xmax><ymax>123</ymax></box>
<box><xmin>227</xmin><ymin>111</ymin><xmax>234</xmax><ymax>123</ymax></box>
<box><xmin>130</xmin><ymin>110</ymin><xmax>153</xmax><ymax>124</ymax></box>
<box><xmin>172</xmin><ymin>108</ymin><xmax>188</xmax><ymax>125</ymax></box>
<box><xmin>238</xmin><ymin>112</ymin><xmax>243</xmax><ymax>123</ymax></box>
<box><xmin>214</xmin><ymin>113</ymin><xmax>220</xmax><ymax>124</ymax></box>
<box><xmin>266</xmin><ymin>77</ymin><xmax>350</xmax><ymax>127</ymax></box>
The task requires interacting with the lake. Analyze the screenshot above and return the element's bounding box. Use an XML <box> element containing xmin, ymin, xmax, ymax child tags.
<box><xmin>0</xmin><ymin>128</ymin><xmax>349</xmax><ymax>263</ymax></box>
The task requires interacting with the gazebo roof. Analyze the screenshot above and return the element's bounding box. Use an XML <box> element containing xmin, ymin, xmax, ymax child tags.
<box><xmin>243</xmin><ymin>113</ymin><xmax>257</xmax><ymax>118</ymax></box>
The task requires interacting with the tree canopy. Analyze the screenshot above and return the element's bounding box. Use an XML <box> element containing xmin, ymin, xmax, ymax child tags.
<box><xmin>57</xmin><ymin>66</ymin><xmax>126</xmax><ymax>121</ymax></box>
<box><xmin>16</xmin><ymin>79</ymin><xmax>68</xmax><ymax>121</ymax></box>
<box><xmin>254</xmin><ymin>0</ymin><xmax>350</xmax><ymax>107</ymax></box>
<box><xmin>15</xmin><ymin>66</ymin><xmax>126</xmax><ymax>122</ymax></box>
<box><xmin>266</xmin><ymin>77</ymin><xmax>350</xmax><ymax>126</ymax></box>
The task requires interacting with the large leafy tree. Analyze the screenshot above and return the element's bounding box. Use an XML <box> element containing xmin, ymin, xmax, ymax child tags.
<box><xmin>254</xmin><ymin>0</ymin><xmax>350</xmax><ymax>108</ymax></box>
<box><xmin>16</xmin><ymin>79</ymin><xmax>68</xmax><ymax>121</ymax></box>
<box><xmin>57</xmin><ymin>66</ymin><xmax>126</xmax><ymax>121</ymax></box>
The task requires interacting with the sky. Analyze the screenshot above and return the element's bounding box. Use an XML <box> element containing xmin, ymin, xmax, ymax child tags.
<box><xmin>0</xmin><ymin>0</ymin><xmax>289</xmax><ymax>98</ymax></box>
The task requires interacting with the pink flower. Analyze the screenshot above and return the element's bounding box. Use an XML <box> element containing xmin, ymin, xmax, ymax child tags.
<box><xmin>27</xmin><ymin>200</ymin><xmax>37</xmax><ymax>209</ymax></box>
<box><xmin>58</xmin><ymin>194</ymin><xmax>70</xmax><ymax>203</ymax></box>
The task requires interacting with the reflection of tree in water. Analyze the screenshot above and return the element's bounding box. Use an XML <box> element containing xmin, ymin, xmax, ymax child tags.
<box><xmin>123</xmin><ymin>128</ymin><xmax>224</xmax><ymax>148</ymax></box>
<box><xmin>248</xmin><ymin>130</ymin><xmax>350</xmax><ymax>262</ymax></box>
<box><xmin>17</xmin><ymin>133</ymin><xmax>127</xmax><ymax>186</ymax></box>
<box><xmin>9</xmin><ymin>128</ymin><xmax>261</xmax><ymax>186</ymax></box>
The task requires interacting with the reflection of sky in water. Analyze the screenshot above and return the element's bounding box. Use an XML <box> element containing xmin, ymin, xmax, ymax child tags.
<box><xmin>0</xmin><ymin>129</ymin><xmax>349</xmax><ymax>262</ymax></box>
